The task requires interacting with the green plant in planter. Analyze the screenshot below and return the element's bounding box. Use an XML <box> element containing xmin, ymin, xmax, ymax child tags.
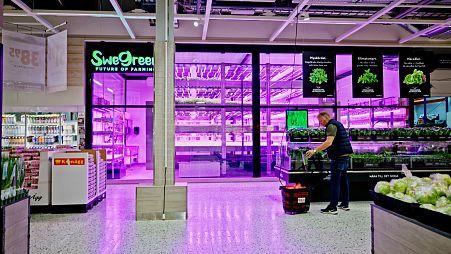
<box><xmin>309</xmin><ymin>128</ymin><xmax>326</xmax><ymax>140</ymax></box>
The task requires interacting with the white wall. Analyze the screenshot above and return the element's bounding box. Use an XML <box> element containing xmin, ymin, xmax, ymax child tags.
<box><xmin>3</xmin><ymin>86</ymin><xmax>85</xmax><ymax>112</ymax></box>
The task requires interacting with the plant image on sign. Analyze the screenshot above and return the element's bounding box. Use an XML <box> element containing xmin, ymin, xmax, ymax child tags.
<box><xmin>358</xmin><ymin>69</ymin><xmax>378</xmax><ymax>84</ymax></box>
<box><xmin>403</xmin><ymin>69</ymin><xmax>426</xmax><ymax>85</ymax></box>
<box><xmin>309</xmin><ymin>68</ymin><xmax>328</xmax><ymax>84</ymax></box>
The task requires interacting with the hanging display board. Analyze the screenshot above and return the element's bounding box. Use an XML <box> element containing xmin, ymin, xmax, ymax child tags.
<box><xmin>399</xmin><ymin>55</ymin><xmax>430</xmax><ymax>98</ymax></box>
<box><xmin>2</xmin><ymin>30</ymin><xmax>46</xmax><ymax>92</ymax></box>
<box><xmin>47</xmin><ymin>30</ymin><xmax>67</xmax><ymax>93</ymax></box>
<box><xmin>85</xmin><ymin>42</ymin><xmax>154</xmax><ymax>73</ymax></box>
<box><xmin>435</xmin><ymin>54</ymin><xmax>451</xmax><ymax>69</ymax></box>
<box><xmin>302</xmin><ymin>52</ymin><xmax>335</xmax><ymax>98</ymax></box>
<box><xmin>352</xmin><ymin>54</ymin><xmax>383</xmax><ymax>98</ymax></box>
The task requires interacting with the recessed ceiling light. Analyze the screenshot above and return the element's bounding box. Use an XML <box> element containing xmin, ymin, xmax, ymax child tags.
<box><xmin>193</xmin><ymin>21</ymin><xmax>199</xmax><ymax>27</ymax></box>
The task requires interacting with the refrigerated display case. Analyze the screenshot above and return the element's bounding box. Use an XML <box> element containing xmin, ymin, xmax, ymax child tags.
<box><xmin>2</xmin><ymin>113</ymin><xmax>79</xmax><ymax>149</ymax></box>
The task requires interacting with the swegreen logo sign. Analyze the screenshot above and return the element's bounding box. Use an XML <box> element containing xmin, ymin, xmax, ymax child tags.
<box><xmin>90</xmin><ymin>50</ymin><xmax>154</xmax><ymax>72</ymax></box>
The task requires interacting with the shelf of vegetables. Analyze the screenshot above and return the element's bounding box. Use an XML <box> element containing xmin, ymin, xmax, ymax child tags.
<box><xmin>276</xmin><ymin>127</ymin><xmax>451</xmax><ymax>201</ymax></box>
<box><xmin>371</xmin><ymin>173</ymin><xmax>451</xmax><ymax>252</ymax></box>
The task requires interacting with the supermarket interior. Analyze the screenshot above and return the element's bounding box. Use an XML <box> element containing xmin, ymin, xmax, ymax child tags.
<box><xmin>1</xmin><ymin>0</ymin><xmax>451</xmax><ymax>253</ymax></box>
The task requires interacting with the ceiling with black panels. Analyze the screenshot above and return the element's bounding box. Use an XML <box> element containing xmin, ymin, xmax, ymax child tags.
<box><xmin>5</xmin><ymin>0</ymin><xmax>451</xmax><ymax>19</ymax></box>
<box><xmin>2</xmin><ymin>0</ymin><xmax>451</xmax><ymax>44</ymax></box>
<box><xmin>4</xmin><ymin>0</ymin><xmax>153</xmax><ymax>12</ymax></box>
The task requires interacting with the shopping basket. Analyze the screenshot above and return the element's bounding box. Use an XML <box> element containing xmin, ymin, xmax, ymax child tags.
<box><xmin>279</xmin><ymin>185</ymin><xmax>311</xmax><ymax>214</ymax></box>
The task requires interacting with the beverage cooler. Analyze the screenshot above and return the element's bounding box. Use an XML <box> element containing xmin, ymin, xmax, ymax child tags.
<box><xmin>2</xmin><ymin>112</ymin><xmax>79</xmax><ymax>149</ymax></box>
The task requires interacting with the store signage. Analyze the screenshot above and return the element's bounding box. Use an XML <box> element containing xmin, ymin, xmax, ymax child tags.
<box><xmin>286</xmin><ymin>110</ymin><xmax>308</xmax><ymax>129</ymax></box>
<box><xmin>54</xmin><ymin>158</ymin><xmax>86</xmax><ymax>166</ymax></box>
<box><xmin>2</xmin><ymin>30</ymin><xmax>46</xmax><ymax>92</ymax></box>
<box><xmin>399</xmin><ymin>55</ymin><xmax>430</xmax><ymax>98</ymax></box>
<box><xmin>302</xmin><ymin>52</ymin><xmax>335</xmax><ymax>98</ymax></box>
<box><xmin>436</xmin><ymin>54</ymin><xmax>451</xmax><ymax>69</ymax></box>
<box><xmin>85</xmin><ymin>42</ymin><xmax>153</xmax><ymax>73</ymax></box>
<box><xmin>47</xmin><ymin>30</ymin><xmax>68</xmax><ymax>93</ymax></box>
<box><xmin>352</xmin><ymin>53</ymin><xmax>383</xmax><ymax>98</ymax></box>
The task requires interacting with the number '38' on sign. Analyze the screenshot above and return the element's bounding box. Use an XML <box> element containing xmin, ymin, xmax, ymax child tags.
<box><xmin>9</xmin><ymin>47</ymin><xmax>39</xmax><ymax>66</ymax></box>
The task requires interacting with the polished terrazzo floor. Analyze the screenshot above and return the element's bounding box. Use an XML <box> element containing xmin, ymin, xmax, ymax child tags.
<box><xmin>31</xmin><ymin>182</ymin><xmax>371</xmax><ymax>254</ymax></box>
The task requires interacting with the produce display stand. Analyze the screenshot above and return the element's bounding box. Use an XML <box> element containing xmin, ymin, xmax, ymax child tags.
<box><xmin>0</xmin><ymin>197</ymin><xmax>30</xmax><ymax>254</ymax></box>
<box><xmin>276</xmin><ymin>167</ymin><xmax>451</xmax><ymax>202</ymax></box>
<box><xmin>276</xmin><ymin>137</ymin><xmax>451</xmax><ymax>201</ymax></box>
<box><xmin>371</xmin><ymin>204</ymin><xmax>451</xmax><ymax>254</ymax></box>
<box><xmin>51</xmin><ymin>150</ymin><xmax>106</xmax><ymax>213</ymax></box>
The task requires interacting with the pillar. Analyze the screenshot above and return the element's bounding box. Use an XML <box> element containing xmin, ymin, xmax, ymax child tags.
<box><xmin>136</xmin><ymin>0</ymin><xmax>187</xmax><ymax>221</ymax></box>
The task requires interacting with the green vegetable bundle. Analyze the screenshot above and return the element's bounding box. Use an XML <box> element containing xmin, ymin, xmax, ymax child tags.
<box><xmin>1</xmin><ymin>157</ymin><xmax>27</xmax><ymax>206</ymax></box>
<box><xmin>357</xmin><ymin>69</ymin><xmax>378</xmax><ymax>84</ymax></box>
<box><xmin>374</xmin><ymin>173</ymin><xmax>451</xmax><ymax>216</ymax></box>
<box><xmin>403</xmin><ymin>69</ymin><xmax>425</xmax><ymax>85</ymax></box>
<box><xmin>309</xmin><ymin>68</ymin><xmax>328</xmax><ymax>85</ymax></box>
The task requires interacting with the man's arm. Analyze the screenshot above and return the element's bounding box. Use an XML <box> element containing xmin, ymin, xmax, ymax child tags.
<box><xmin>306</xmin><ymin>136</ymin><xmax>335</xmax><ymax>157</ymax></box>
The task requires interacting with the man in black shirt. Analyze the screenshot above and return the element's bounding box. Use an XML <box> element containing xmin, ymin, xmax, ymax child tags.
<box><xmin>306</xmin><ymin>112</ymin><xmax>353</xmax><ymax>214</ymax></box>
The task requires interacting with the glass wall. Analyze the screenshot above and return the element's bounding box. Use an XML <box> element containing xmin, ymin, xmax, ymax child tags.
<box><xmin>173</xmin><ymin>51</ymin><xmax>410</xmax><ymax>178</ymax></box>
<box><xmin>259</xmin><ymin>53</ymin><xmax>409</xmax><ymax>177</ymax></box>
<box><xmin>414</xmin><ymin>97</ymin><xmax>449</xmax><ymax>127</ymax></box>
<box><xmin>174</xmin><ymin>52</ymin><xmax>253</xmax><ymax>178</ymax></box>
<box><xmin>91</xmin><ymin>73</ymin><xmax>154</xmax><ymax>179</ymax></box>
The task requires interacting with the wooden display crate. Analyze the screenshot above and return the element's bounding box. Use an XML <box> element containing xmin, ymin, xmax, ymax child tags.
<box><xmin>0</xmin><ymin>197</ymin><xmax>30</xmax><ymax>254</ymax></box>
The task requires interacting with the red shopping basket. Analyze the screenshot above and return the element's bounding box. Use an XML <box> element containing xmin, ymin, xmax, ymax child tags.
<box><xmin>280</xmin><ymin>185</ymin><xmax>311</xmax><ymax>214</ymax></box>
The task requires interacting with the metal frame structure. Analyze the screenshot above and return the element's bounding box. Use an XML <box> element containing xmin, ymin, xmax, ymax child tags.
<box><xmin>2</xmin><ymin>1</ymin><xmax>451</xmax><ymax>44</ymax></box>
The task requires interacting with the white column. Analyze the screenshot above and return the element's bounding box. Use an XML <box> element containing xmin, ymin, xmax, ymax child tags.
<box><xmin>136</xmin><ymin>0</ymin><xmax>187</xmax><ymax>221</ymax></box>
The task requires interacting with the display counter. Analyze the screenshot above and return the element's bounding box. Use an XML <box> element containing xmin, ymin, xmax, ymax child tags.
<box><xmin>276</xmin><ymin>127</ymin><xmax>451</xmax><ymax>201</ymax></box>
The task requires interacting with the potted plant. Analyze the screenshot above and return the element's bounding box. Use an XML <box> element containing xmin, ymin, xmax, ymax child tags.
<box><xmin>309</xmin><ymin>128</ymin><xmax>326</xmax><ymax>142</ymax></box>
<box><xmin>373</xmin><ymin>128</ymin><xmax>391</xmax><ymax>141</ymax></box>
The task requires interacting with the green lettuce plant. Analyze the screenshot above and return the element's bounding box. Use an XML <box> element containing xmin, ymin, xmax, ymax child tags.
<box><xmin>403</xmin><ymin>69</ymin><xmax>425</xmax><ymax>85</ymax></box>
<box><xmin>358</xmin><ymin>69</ymin><xmax>378</xmax><ymax>84</ymax></box>
<box><xmin>309</xmin><ymin>68</ymin><xmax>328</xmax><ymax>84</ymax></box>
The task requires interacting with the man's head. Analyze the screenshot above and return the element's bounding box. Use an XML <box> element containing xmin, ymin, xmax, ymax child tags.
<box><xmin>317</xmin><ymin>112</ymin><xmax>331</xmax><ymax>127</ymax></box>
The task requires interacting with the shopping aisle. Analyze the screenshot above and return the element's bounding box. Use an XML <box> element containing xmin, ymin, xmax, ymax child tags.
<box><xmin>30</xmin><ymin>182</ymin><xmax>371</xmax><ymax>254</ymax></box>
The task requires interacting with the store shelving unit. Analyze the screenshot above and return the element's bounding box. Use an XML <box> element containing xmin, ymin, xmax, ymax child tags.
<box><xmin>92</xmin><ymin>108</ymin><xmax>126</xmax><ymax>179</ymax></box>
<box><xmin>2</xmin><ymin>113</ymin><xmax>79</xmax><ymax>149</ymax></box>
<box><xmin>2</xmin><ymin>114</ymin><xmax>26</xmax><ymax>147</ymax></box>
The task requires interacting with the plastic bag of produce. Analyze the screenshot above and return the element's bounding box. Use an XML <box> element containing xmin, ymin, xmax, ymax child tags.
<box><xmin>393</xmin><ymin>192</ymin><xmax>405</xmax><ymax>200</ymax></box>
<box><xmin>420</xmin><ymin>204</ymin><xmax>436</xmax><ymax>211</ymax></box>
<box><xmin>436</xmin><ymin>205</ymin><xmax>451</xmax><ymax>216</ymax></box>
<box><xmin>432</xmin><ymin>182</ymin><xmax>448</xmax><ymax>197</ymax></box>
<box><xmin>390</xmin><ymin>178</ymin><xmax>408</xmax><ymax>194</ymax></box>
<box><xmin>402</xmin><ymin>195</ymin><xmax>417</xmax><ymax>204</ymax></box>
<box><xmin>374</xmin><ymin>181</ymin><xmax>391</xmax><ymax>195</ymax></box>
<box><xmin>430</xmin><ymin>173</ymin><xmax>451</xmax><ymax>186</ymax></box>
<box><xmin>422</xmin><ymin>177</ymin><xmax>433</xmax><ymax>184</ymax></box>
<box><xmin>415</xmin><ymin>186</ymin><xmax>439</xmax><ymax>205</ymax></box>
<box><xmin>436</xmin><ymin>196</ymin><xmax>449</xmax><ymax>208</ymax></box>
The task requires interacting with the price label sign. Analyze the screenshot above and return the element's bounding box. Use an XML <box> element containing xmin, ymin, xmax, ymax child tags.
<box><xmin>47</xmin><ymin>30</ymin><xmax>67</xmax><ymax>93</ymax></box>
<box><xmin>2</xmin><ymin>30</ymin><xmax>45</xmax><ymax>91</ymax></box>
<box><xmin>8</xmin><ymin>47</ymin><xmax>40</xmax><ymax>66</ymax></box>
